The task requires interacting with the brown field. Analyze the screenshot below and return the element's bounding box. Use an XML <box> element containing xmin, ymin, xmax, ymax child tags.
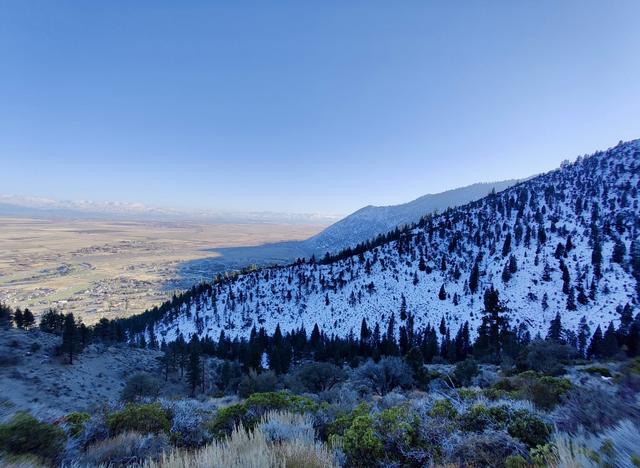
<box><xmin>0</xmin><ymin>217</ymin><xmax>325</xmax><ymax>323</ymax></box>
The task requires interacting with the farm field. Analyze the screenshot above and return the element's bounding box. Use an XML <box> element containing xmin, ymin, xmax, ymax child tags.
<box><xmin>0</xmin><ymin>217</ymin><xmax>325</xmax><ymax>323</ymax></box>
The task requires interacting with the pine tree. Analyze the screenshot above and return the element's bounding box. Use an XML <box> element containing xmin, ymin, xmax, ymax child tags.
<box><xmin>268</xmin><ymin>324</ymin><xmax>291</xmax><ymax>374</ymax></box>
<box><xmin>359</xmin><ymin>318</ymin><xmax>370</xmax><ymax>355</ymax></box>
<box><xmin>601</xmin><ymin>322</ymin><xmax>619</xmax><ymax>358</ymax></box>
<box><xmin>439</xmin><ymin>316</ymin><xmax>446</xmax><ymax>336</ymax></box>
<box><xmin>501</xmin><ymin>262</ymin><xmax>511</xmax><ymax>283</ymax></box>
<box><xmin>22</xmin><ymin>309</ymin><xmax>35</xmax><ymax>329</ymax></box>
<box><xmin>566</xmin><ymin>287</ymin><xmax>577</xmax><ymax>311</ymax></box>
<box><xmin>587</xmin><ymin>325</ymin><xmax>603</xmax><ymax>358</ymax></box>
<box><xmin>592</xmin><ymin>231</ymin><xmax>603</xmax><ymax>278</ymax></box>
<box><xmin>469</xmin><ymin>262</ymin><xmax>480</xmax><ymax>294</ymax></box>
<box><xmin>186</xmin><ymin>340</ymin><xmax>202</xmax><ymax>395</ymax></box>
<box><xmin>612</xmin><ymin>239</ymin><xmax>626</xmax><ymax>264</ymax></box>
<box><xmin>502</xmin><ymin>233</ymin><xmax>512</xmax><ymax>257</ymax></box>
<box><xmin>405</xmin><ymin>346</ymin><xmax>428</xmax><ymax>387</ymax></box>
<box><xmin>61</xmin><ymin>313</ymin><xmax>79</xmax><ymax>364</ymax></box>
<box><xmin>384</xmin><ymin>312</ymin><xmax>398</xmax><ymax>355</ymax></box>
<box><xmin>438</xmin><ymin>284</ymin><xmax>447</xmax><ymax>300</ymax></box>
<box><xmin>161</xmin><ymin>346</ymin><xmax>173</xmax><ymax>381</ymax></box>
<box><xmin>399</xmin><ymin>326</ymin><xmax>409</xmax><ymax>356</ymax></box>
<box><xmin>399</xmin><ymin>295</ymin><xmax>407</xmax><ymax>321</ymax></box>
<box><xmin>577</xmin><ymin>316</ymin><xmax>590</xmax><ymax>357</ymax></box>
<box><xmin>560</xmin><ymin>261</ymin><xmax>570</xmax><ymax>294</ymax></box>
<box><xmin>13</xmin><ymin>308</ymin><xmax>24</xmax><ymax>329</ymax></box>
<box><xmin>476</xmin><ymin>286</ymin><xmax>509</xmax><ymax>362</ymax></box>
<box><xmin>0</xmin><ymin>303</ymin><xmax>12</xmax><ymax>328</ymax></box>
<box><xmin>546</xmin><ymin>312</ymin><xmax>563</xmax><ymax>343</ymax></box>
<box><xmin>577</xmin><ymin>285</ymin><xmax>588</xmax><ymax>305</ymax></box>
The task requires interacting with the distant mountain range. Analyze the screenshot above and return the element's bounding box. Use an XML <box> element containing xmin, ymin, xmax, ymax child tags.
<box><xmin>0</xmin><ymin>195</ymin><xmax>339</xmax><ymax>225</ymax></box>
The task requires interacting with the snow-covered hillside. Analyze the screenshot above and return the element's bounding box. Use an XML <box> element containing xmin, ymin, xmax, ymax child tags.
<box><xmin>143</xmin><ymin>140</ymin><xmax>640</xmax><ymax>343</ymax></box>
<box><xmin>305</xmin><ymin>180</ymin><xmax>517</xmax><ymax>255</ymax></box>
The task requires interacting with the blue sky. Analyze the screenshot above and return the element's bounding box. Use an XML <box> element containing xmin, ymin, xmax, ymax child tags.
<box><xmin>1</xmin><ymin>1</ymin><xmax>639</xmax><ymax>215</ymax></box>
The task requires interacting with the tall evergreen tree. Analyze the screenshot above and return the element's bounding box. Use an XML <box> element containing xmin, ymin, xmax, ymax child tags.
<box><xmin>566</xmin><ymin>287</ymin><xmax>577</xmax><ymax>311</ymax></box>
<box><xmin>546</xmin><ymin>312</ymin><xmax>564</xmax><ymax>343</ymax></box>
<box><xmin>587</xmin><ymin>325</ymin><xmax>603</xmax><ymax>358</ymax></box>
<box><xmin>13</xmin><ymin>308</ymin><xmax>24</xmax><ymax>329</ymax></box>
<box><xmin>61</xmin><ymin>313</ymin><xmax>79</xmax><ymax>364</ymax></box>
<box><xmin>469</xmin><ymin>261</ymin><xmax>480</xmax><ymax>294</ymax></box>
<box><xmin>438</xmin><ymin>284</ymin><xmax>447</xmax><ymax>300</ymax></box>
<box><xmin>186</xmin><ymin>339</ymin><xmax>202</xmax><ymax>395</ymax></box>
<box><xmin>577</xmin><ymin>316</ymin><xmax>591</xmax><ymax>357</ymax></box>
<box><xmin>601</xmin><ymin>322</ymin><xmax>619</xmax><ymax>358</ymax></box>
<box><xmin>612</xmin><ymin>239</ymin><xmax>626</xmax><ymax>264</ymax></box>
<box><xmin>22</xmin><ymin>309</ymin><xmax>35</xmax><ymax>329</ymax></box>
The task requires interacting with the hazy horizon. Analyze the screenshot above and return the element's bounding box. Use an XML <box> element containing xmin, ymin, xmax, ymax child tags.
<box><xmin>2</xmin><ymin>1</ymin><xmax>639</xmax><ymax>214</ymax></box>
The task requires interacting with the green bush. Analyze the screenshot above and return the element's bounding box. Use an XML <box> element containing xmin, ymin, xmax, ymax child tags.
<box><xmin>376</xmin><ymin>406</ymin><xmax>416</xmax><ymax>447</ymax></box>
<box><xmin>494</xmin><ymin>378</ymin><xmax>517</xmax><ymax>392</ymax></box>
<box><xmin>626</xmin><ymin>357</ymin><xmax>640</xmax><ymax>375</ymax></box>
<box><xmin>507</xmin><ymin>410</ymin><xmax>551</xmax><ymax>448</ymax></box>
<box><xmin>453</xmin><ymin>358</ymin><xmax>479</xmax><ymax>387</ymax></box>
<box><xmin>451</xmin><ymin>430</ymin><xmax>526</xmax><ymax>467</ymax></box>
<box><xmin>0</xmin><ymin>412</ymin><xmax>66</xmax><ymax>461</ymax></box>
<box><xmin>342</xmin><ymin>415</ymin><xmax>384</xmax><ymax>467</ymax></box>
<box><xmin>457</xmin><ymin>388</ymin><xmax>479</xmax><ymax>400</ymax></box>
<box><xmin>327</xmin><ymin>402</ymin><xmax>370</xmax><ymax>439</ymax></box>
<box><xmin>107</xmin><ymin>403</ymin><xmax>171</xmax><ymax>435</ymax></box>
<box><xmin>237</xmin><ymin>370</ymin><xmax>278</xmax><ymax>398</ymax></box>
<box><xmin>244</xmin><ymin>391</ymin><xmax>317</xmax><ymax>414</ymax></box>
<box><xmin>64</xmin><ymin>411</ymin><xmax>91</xmax><ymax>437</ymax></box>
<box><xmin>429</xmin><ymin>399</ymin><xmax>458</xmax><ymax>419</ymax></box>
<box><xmin>208</xmin><ymin>391</ymin><xmax>319</xmax><ymax>438</ymax></box>
<box><xmin>518</xmin><ymin>340</ymin><xmax>577</xmax><ymax>376</ymax></box>
<box><xmin>207</xmin><ymin>404</ymin><xmax>247</xmax><ymax>439</ymax></box>
<box><xmin>483</xmin><ymin>387</ymin><xmax>508</xmax><ymax>401</ymax></box>
<box><xmin>527</xmin><ymin>376</ymin><xmax>571</xmax><ymax>410</ymax></box>
<box><xmin>511</xmin><ymin>372</ymin><xmax>571</xmax><ymax>410</ymax></box>
<box><xmin>582</xmin><ymin>366</ymin><xmax>612</xmax><ymax>378</ymax></box>
<box><xmin>505</xmin><ymin>454</ymin><xmax>529</xmax><ymax>468</ymax></box>
<box><xmin>459</xmin><ymin>405</ymin><xmax>510</xmax><ymax>432</ymax></box>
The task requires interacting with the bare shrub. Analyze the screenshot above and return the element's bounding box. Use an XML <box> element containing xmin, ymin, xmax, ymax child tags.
<box><xmin>78</xmin><ymin>431</ymin><xmax>169</xmax><ymax>466</ymax></box>
<box><xmin>449</xmin><ymin>430</ymin><xmax>527</xmax><ymax>467</ymax></box>
<box><xmin>159</xmin><ymin>398</ymin><xmax>212</xmax><ymax>448</ymax></box>
<box><xmin>258</xmin><ymin>411</ymin><xmax>315</xmax><ymax>445</ymax></box>
<box><xmin>554</xmin><ymin>385</ymin><xmax>640</xmax><ymax>433</ymax></box>
<box><xmin>286</xmin><ymin>362</ymin><xmax>346</xmax><ymax>394</ymax></box>
<box><xmin>355</xmin><ymin>357</ymin><xmax>413</xmax><ymax>396</ymax></box>
<box><xmin>237</xmin><ymin>370</ymin><xmax>278</xmax><ymax>398</ymax></box>
<box><xmin>121</xmin><ymin>373</ymin><xmax>161</xmax><ymax>403</ymax></box>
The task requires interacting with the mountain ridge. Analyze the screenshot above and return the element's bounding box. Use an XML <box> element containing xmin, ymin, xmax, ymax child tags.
<box><xmin>304</xmin><ymin>179</ymin><xmax>518</xmax><ymax>256</ymax></box>
<box><xmin>123</xmin><ymin>139</ymin><xmax>640</xmax><ymax>345</ymax></box>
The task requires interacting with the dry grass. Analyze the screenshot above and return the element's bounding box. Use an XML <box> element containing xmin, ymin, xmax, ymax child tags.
<box><xmin>143</xmin><ymin>412</ymin><xmax>337</xmax><ymax>468</ymax></box>
<box><xmin>548</xmin><ymin>420</ymin><xmax>640</xmax><ymax>468</ymax></box>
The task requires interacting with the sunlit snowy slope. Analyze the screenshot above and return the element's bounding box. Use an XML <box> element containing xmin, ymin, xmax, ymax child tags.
<box><xmin>139</xmin><ymin>140</ymin><xmax>640</xmax><ymax>343</ymax></box>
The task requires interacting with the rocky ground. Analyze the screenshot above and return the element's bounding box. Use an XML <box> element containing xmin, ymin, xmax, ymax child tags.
<box><xmin>0</xmin><ymin>328</ymin><xmax>176</xmax><ymax>420</ymax></box>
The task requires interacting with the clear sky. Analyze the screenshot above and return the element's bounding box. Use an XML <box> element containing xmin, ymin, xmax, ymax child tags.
<box><xmin>1</xmin><ymin>1</ymin><xmax>639</xmax><ymax>215</ymax></box>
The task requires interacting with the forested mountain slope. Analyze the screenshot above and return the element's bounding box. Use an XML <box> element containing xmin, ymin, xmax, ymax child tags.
<box><xmin>134</xmin><ymin>140</ymin><xmax>640</xmax><ymax>344</ymax></box>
